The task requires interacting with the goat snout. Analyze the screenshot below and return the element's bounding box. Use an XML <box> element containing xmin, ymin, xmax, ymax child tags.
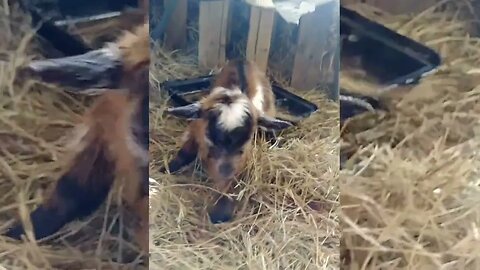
<box><xmin>219</xmin><ymin>162</ymin><xmax>234</xmax><ymax>177</ymax></box>
<box><xmin>209</xmin><ymin>195</ymin><xmax>235</xmax><ymax>224</ymax></box>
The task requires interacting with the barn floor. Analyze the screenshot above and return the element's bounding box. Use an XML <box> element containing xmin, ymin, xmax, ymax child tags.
<box><xmin>341</xmin><ymin>2</ymin><xmax>480</xmax><ymax>269</ymax></box>
<box><xmin>148</xmin><ymin>47</ymin><xmax>340</xmax><ymax>269</ymax></box>
<box><xmin>0</xmin><ymin>6</ymin><xmax>146</xmax><ymax>270</ymax></box>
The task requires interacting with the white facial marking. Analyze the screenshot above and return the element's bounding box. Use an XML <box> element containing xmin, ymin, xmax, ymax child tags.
<box><xmin>252</xmin><ymin>84</ymin><xmax>264</xmax><ymax>112</ymax></box>
<box><xmin>216</xmin><ymin>97</ymin><xmax>250</xmax><ymax>131</ymax></box>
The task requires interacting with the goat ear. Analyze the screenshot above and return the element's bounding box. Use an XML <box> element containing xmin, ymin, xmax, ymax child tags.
<box><xmin>166</xmin><ymin>103</ymin><xmax>202</xmax><ymax>119</ymax></box>
<box><xmin>257</xmin><ymin>115</ymin><xmax>293</xmax><ymax>131</ymax></box>
<box><xmin>26</xmin><ymin>46</ymin><xmax>123</xmax><ymax>91</ymax></box>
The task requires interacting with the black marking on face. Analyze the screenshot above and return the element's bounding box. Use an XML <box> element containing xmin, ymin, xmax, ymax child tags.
<box><xmin>219</xmin><ymin>162</ymin><xmax>234</xmax><ymax>177</ymax></box>
<box><xmin>205</xmin><ymin>108</ymin><xmax>253</xmax><ymax>156</ymax></box>
<box><xmin>219</xmin><ymin>95</ymin><xmax>233</xmax><ymax>105</ymax></box>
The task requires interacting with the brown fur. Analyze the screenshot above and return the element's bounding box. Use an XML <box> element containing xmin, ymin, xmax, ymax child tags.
<box><xmin>43</xmin><ymin>136</ymin><xmax>114</xmax><ymax>210</ymax></box>
<box><xmin>83</xmin><ymin>93</ymin><xmax>145</xmax><ymax>202</ymax></box>
<box><xmin>48</xmin><ymin>91</ymin><xmax>148</xmax><ymax>249</ymax></box>
<box><xmin>193</xmin><ymin>60</ymin><xmax>276</xmax><ymax>180</ymax></box>
<box><xmin>84</xmin><ymin>23</ymin><xmax>150</xmax><ymax>251</ymax></box>
<box><xmin>212</xmin><ymin>60</ymin><xmax>276</xmax><ymax>116</ymax></box>
<box><xmin>84</xmin><ymin>22</ymin><xmax>150</xmax><ymax>251</ymax></box>
<box><xmin>117</xmin><ymin>23</ymin><xmax>149</xmax><ymax>74</ymax></box>
<box><xmin>172</xmin><ymin>60</ymin><xmax>280</xmax><ymax>222</ymax></box>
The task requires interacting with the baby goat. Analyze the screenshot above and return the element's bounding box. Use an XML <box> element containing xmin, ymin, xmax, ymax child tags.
<box><xmin>4</xmin><ymin>23</ymin><xmax>149</xmax><ymax>251</ymax></box>
<box><xmin>163</xmin><ymin>60</ymin><xmax>292</xmax><ymax>223</ymax></box>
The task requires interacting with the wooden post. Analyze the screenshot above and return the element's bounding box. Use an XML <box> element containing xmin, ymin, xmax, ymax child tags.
<box><xmin>163</xmin><ymin>0</ymin><xmax>188</xmax><ymax>49</ymax></box>
<box><xmin>198</xmin><ymin>0</ymin><xmax>230</xmax><ymax>71</ymax></box>
<box><xmin>246</xmin><ymin>6</ymin><xmax>275</xmax><ymax>73</ymax></box>
<box><xmin>291</xmin><ymin>1</ymin><xmax>339</xmax><ymax>93</ymax></box>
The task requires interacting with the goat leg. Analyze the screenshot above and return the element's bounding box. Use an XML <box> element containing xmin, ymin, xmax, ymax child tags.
<box><xmin>4</xmin><ymin>139</ymin><xmax>115</xmax><ymax>240</ymax></box>
<box><xmin>160</xmin><ymin>138</ymin><xmax>198</xmax><ymax>174</ymax></box>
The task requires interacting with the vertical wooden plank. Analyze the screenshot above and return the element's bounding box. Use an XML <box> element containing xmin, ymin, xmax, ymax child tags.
<box><xmin>164</xmin><ymin>0</ymin><xmax>188</xmax><ymax>49</ymax></box>
<box><xmin>255</xmin><ymin>9</ymin><xmax>274</xmax><ymax>72</ymax></box>
<box><xmin>198</xmin><ymin>0</ymin><xmax>230</xmax><ymax>70</ymax></box>
<box><xmin>246</xmin><ymin>7</ymin><xmax>274</xmax><ymax>73</ymax></box>
<box><xmin>291</xmin><ymin>1</ymin><xmax>339</xmax><ymax>94</ymax></box>
<box><xmin>219</xmin><ymin>0</ymin><xmax>230</xmax><ymax>63</ymax></box>
<box><xmin>246</xmin><ymin>7</ymin><xmax>261</xmax><ymax>61</ymax></box>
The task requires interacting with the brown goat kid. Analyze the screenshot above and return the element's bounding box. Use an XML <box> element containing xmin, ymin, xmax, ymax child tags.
<box><xmin>163</xmin><ymin>60</ymin><xmax>293</xmax><ymax>223</ymax></box>
<box><xmin>4</xmin><ymin>23</ymin><xmax>149</xmax><ymax>251</ymax></box>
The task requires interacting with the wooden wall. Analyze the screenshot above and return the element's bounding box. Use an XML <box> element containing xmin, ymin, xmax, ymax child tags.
<box><xmin>291</xmin><ymin>1</ymin><xmax>339</xmax><ymax>100</ymax></box>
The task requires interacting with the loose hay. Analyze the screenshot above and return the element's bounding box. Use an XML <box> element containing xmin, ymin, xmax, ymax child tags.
<box><xmin>341</xmin><ymin>2</ymin><xmax>480</xmax><ymax>269</ymax></box>
<box><xmin>0</xmin><ymin>5</ymin><xmax>146</xmax><ymax>270</ymax></box>
<box><xmin>149</xmin><ymin>47</ymin><xmax>340</xmax><ymax>269</ymax></box>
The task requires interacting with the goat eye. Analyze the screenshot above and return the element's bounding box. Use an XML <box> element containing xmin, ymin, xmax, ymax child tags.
<box><xmin>237</xmin><ymin>149</ymin><xmax>244</xmax><ymax>155</ymax></box>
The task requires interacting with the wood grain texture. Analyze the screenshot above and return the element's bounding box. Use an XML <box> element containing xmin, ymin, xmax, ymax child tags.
<box><xmin>291</xmin><ymin>1</ymin><xmax>339</xmax><ymax>92</ymax></box>
<box><xmin>198</xmin><ymin>0</ymin><xmax>230</xmax><ymax>70</ymax></box>
<box><xmin>246</xmin><ymin>6</ymin><xmax>275</xmax><ymax>73</ymax></box>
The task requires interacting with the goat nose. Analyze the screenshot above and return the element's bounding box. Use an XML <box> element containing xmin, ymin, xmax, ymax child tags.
<box><xmin>219</xmin><ymin>163</ymin><xmax>234</xmax><ymax>177</ymax></box>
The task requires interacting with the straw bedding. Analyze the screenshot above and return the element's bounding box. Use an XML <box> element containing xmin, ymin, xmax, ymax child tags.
<box><xmin>148</xmin><ymin>46</ymin><xmax>340</xmax><ymax>268</ymax></box>
<box><xmin>341</xmin><ymin>2</ymin><xmax>480</xmax><ymax>269</ymax></box>
<box><xmin>5</xmin><ymin>1</ymin><xmax>477</xmax><ymax>269</ymax></box>
<box><xmin>0</xmin><ymin>5</ymin><xmax>146</xmax><ymax>270</ymax></box>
